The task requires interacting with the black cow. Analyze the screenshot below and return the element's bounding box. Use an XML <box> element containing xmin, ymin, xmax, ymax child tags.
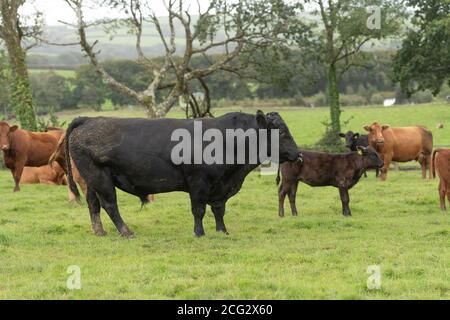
<box><xmin>277</xmin><ymin>146</ymin><xmax>383</xmax><ymax>217</ymax></box>
<box><xmin>339</xmin><ymin>131</ymin><xmax>379</xmax><ymax>177</ymax></box>
<box><xmin>66</xmin><ymin>111</ymin><xmax>301</xmax><ymax>237</ymax></box>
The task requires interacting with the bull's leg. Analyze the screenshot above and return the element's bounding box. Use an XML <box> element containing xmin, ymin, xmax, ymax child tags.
<box><xmin>92</xmin><ymin>170</ymin><xmax>133</xmax><ymax>237</ymax></box>
<box><xmin>339</xmin><ymin>186</ymin><xmax>351</xmax><ymax>216</ymax></box>
<box><xmin>287</xmin><ymin>181</ymin><xmax>299</xmax><ymax>216</ymax></box>
<box><xmin>86</xmin><ymin>188</ymin><xmax>106</xmax><ymax>236</ymax></box>
<box><xmin>278</xmin><ymin>185</ymin><xmax>287</xmax><ymax>217</ymax></box>
<box><xmin>190</xmin><ymin>196</ymin><xmax>207</xmax><ymax>237</ymax></box>
<box><xmin>212</xmin><ymin>202</ymin><xmax>228</xmax><ymax>234</ymax></box>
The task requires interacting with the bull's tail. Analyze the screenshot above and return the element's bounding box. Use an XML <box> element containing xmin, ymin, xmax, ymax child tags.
<box><xmin>65</xmin><ymin>117</ymin><xmax>89</xmax><ymax>203</ymax></box>
<box><xmin>276</xmin><ymin>164</ymin><xmax>281</xmax><ymax>186</ymax></box>
<box><xmin>431</xmin><ymin>148</ymin><xmax>444</xmax><ymax>179</ymax></box>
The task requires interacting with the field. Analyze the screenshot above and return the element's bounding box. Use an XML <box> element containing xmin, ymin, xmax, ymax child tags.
<box><xmin>0</xmin><ymin>104</ymin><xmax>449</xmax><ymax>299</ymax></box>
<box><xmin>28</xmin><ymin>69</ymin><xmax>76</xmax><ymax>78</ymax></box>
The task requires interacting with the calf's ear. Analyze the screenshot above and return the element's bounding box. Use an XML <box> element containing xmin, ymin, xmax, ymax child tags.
<box><xmin>363</xmin><ymin>125</ymin><xmax>370</xmax><ymax>132</ymax></box>
<box><xmin>256</xmin><ymin>110</ymin><xmax>267</xmax><ymax>127</ymax></box>
<box><xmin>353</xmin><ymin>133</ymin><xmax>360</xmax><ymax>139</ymax></box>
<box><xmin>338</xmin><ymin>133</ymin><xmax>345</xmax><ymax>138</ymax></box>
<box><xmin>357</xmin><ymin>146</ymin><xmax>367</xmax><ymax>155</ymax></box>
<box><xmin>382</xmin><ymin>125</ymin><xmax>390</xmax><ymax>130</ymax></box>
<box><xmin>9</xmin><ymin>125</ymin><xmax>18</xmax><ymax>132</ymax></box>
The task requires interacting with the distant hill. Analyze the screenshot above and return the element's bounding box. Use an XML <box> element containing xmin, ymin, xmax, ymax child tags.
<box><xmin>27</xmin><ymin>15</ymin><xmax>402</xmax><ymax>69</ymax></box>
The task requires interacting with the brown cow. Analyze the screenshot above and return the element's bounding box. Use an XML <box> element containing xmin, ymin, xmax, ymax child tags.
<box><xmin>20</xmin><ymin>162</ymin><xmax>66</xmax><ymax>185</ymax></box>
<box><xmin>0</xmin><ymin>122</ymin><xmax>62</xmax><ymax>192</ymax></box>
<box><xmin>431</xmin><ymin>148</ymin><xmax>450</xmax><ymax>212</ymax></box>
<box><xmin>363</xmin><ymin>122</ymin><xmax>433</xmax><ymax>180</ymax></box>
<box><xmin>277</xmin><ymin>147</ymin><xmax>384</xmax><ymax>217</ymax></box>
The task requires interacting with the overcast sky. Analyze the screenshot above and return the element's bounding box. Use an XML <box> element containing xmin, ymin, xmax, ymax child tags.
<box><xmin>21</xmin><ymin>0</ymin><xmax>210</xmax><ymax>26</ymax></box>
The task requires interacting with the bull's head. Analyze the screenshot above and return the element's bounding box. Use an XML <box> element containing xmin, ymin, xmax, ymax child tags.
<box><xmin>363</xmin><ymin>122</ymin><xmax>390</xmax><ymax>148</ymax></box>
<box><xmin>0</xmin><ymin>122</ymin><xmax>18</xmax><ymax>151</ymax></box>
<box><xmin>256</xmin><ymin>110</ymin><xmax>302</xmax><ymax>163</ymax></box>
<box><xmin>339</xmin><ymin>131</ymin><xmax>359</xmax><ymax>150</ymax></box>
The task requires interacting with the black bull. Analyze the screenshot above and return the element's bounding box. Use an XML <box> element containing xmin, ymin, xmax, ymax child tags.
<box><xmin>66</xmin><ymin>111</ymin><xmax>301</xmax><ymax>237</ymax></box>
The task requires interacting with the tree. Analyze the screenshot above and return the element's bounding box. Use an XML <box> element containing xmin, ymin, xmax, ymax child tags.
<box><xmin>0</xmin><ymin>49</ymin><xmax>11</xmax><ymax>117</ymax></box>
<box><xmin>63</xmin><ymin>0</ymin><xmax>298</xmax><ymax>118</ymax></box>
<box><xmin>29</xmin><ymin>72</ymin><xmax>73</xmax><ymax>113</ymax></box>
<box><xmin>392</xmin><ymin>0</ymin><xmax>450</xmax><ymax>96</ymax></box>
<box><xmin>0</xmin><ymin>0</ymin><xmax>42</xmax><ymax>130</ymax></box>
<box><xmin>302</xmin><ymin>0</ymin><xmax>404</xmax><ymax>144</ymax></box>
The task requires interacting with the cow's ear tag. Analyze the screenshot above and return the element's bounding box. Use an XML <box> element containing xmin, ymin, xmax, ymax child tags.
<box><xmin>357</xmin><ymin>149</ymin><xmax>363</xmax><ymax>155</ymax></box>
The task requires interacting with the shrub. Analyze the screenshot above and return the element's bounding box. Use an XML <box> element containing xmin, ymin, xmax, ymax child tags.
<box><xmin>339</xmin><ymin>94</ymin><xmax>368</xmax><ymax>107</ymax></box>
<box><xmin>311</xmin><ymin>92</ymin><xmax>327</xmax><ymax>107</ymax></box>
<box><xmin>370</xmin><ymin>91</ymin><xmax>396</xmax><ymax>105</ymax></box>
<box><xmin>411</xmin><ymin>90</ymin><xmax>434</xmax><ymax>104</ymax></box>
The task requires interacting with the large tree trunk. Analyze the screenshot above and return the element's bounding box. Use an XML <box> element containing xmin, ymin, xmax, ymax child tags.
<box><xmin>327</xmin><ymin>62</ymin><xmax>341</xmax><ymax>136</ymax></box>
<box><xmin>0</xmin><ymin>0</ymin><xmax>37</xmax><ymax>130</ymax></box>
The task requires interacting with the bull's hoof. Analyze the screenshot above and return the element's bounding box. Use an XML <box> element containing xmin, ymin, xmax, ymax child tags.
<box><xmin>13</xmin><ymin>187</ymin><xmax>20</xmax><ymax>192</ymax></box>
<box><xmin>343</xmin><ymin>213</ymin><xmax>352</xmax><ymax>217</ymax></box>
<box><xmin>94</xmin><ymin>229</ymin><xmax>107</xmax><ymax>236</ymax></box>
<box><xmin>279</xmin><ymin>213</ymin><xmax>285</xmax><ymax>218</ymax></box>
<box><xmin>119</xmin><ymin>227</ymin><xmax>135</xmax><ymax>238</ymax></box>
<box><xmin>194</xmin><ymin>231</ymin><xmax>206</xmax><ymax>237</ymax></box>
<box><xmin>292</xmin><ymin>212</ymin><xmax>298</xmax><ymax>217</ymax></box>
<box><xmin>216</xmin><ymin>228</ymin><xmax>229</xmax><ymax>235</ymax></box>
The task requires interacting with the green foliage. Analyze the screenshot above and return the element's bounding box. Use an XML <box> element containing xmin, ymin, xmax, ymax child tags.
<box><xmin>0</xmin><ymin>50</ymin><xmax>11</xmax><ymax>116</ymax></box>
<box><xmin>299</xmin><ymin>0</ymin><xmax>406</xmax><ymax>144</ymax></box>
<box><xmin>30</xmin><ymin>72</ymin><xmax>73</xmax><ymax>113</ymax></box>
<box><xmin>392</xmin><ymin>0</ymin><xmax>450</xmax><ymax>95</ymax></box>
<box><xmin>339</xmin><ymin>94</ymin><xmax>369</xmax><ymax>107</ymax></box>
<box><xmin>36</xmin><ymin>107</ymin><xmax>66</xmax><ymax>132</ymax></box>
<box><xmin>10</xmin><ymin>76</ymin><xmax>37</xmax><ymax>131</ymax></box>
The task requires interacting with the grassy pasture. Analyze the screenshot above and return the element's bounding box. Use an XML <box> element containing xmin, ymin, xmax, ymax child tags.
<box><xmin>0</xmin><ymin>103</ymin><xmax>449</xmax><ymax>299</ymax></box>
<box><xmin>28</xmin><ymin>69</ymin><xmax>76</xmax><ymax>78</ymax></box>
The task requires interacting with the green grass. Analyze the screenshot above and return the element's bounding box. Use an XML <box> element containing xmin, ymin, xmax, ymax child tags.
<box><xmin>29</xmin><ymin>69</ymin><xmax>76</xmax><ymax>78</ymax></box>
<box><xmin>56</xmin><ymin>103</ymin><xmax>450</xmax><ymax>146</ymax></box>
<box><xmin>0</xmin><ymin>103</ymin><xmax>449</xmax><ymax>299</ymax></box>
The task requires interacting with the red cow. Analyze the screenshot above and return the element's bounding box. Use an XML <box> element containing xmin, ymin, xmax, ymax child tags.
<box><xmin>431</xmin><ymin>148</ymin><xmax>450</xmax><ymax>211</ymax></box>
<box><xmin>0</xmin><ymin>121</ymin><xmax>62</xmax><ymax>192</ymax></box>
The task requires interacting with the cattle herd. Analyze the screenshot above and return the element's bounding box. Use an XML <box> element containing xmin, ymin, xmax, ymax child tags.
<box><xmin>0</xmin><ymin>111</ymin><xmax>448</xmax><ymax>237</ymax></box>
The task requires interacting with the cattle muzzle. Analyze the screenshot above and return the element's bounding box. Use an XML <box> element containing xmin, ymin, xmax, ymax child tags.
<box><xmin>1</xmin><ymin>145</ymin><xmax>9</xmax><ymax>151</ymax></box>
<box><xmin>296</xmin><ymin>152</ymin><xmax>303</xmax><ymax>163</ymax></box>
<box><xmin>287</xmin><ymin>150</ymin><xmax>303</xmax><ymax>163</ymax></box>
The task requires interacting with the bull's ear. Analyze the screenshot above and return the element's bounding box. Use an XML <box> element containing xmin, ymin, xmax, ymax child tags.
<box><xmin>363</xmin><ymin>125</ymin><xmax>370</xmax><ymax>132</ymax></box>
<box><xmin>9</xmin><ymin>125</ymin><xmax>18</xmax><ymax>132</ymax></box>
<box><xmin>382</xmin><ymin>125</ymin><xmax>390</xmax><ymax>130</ymax></box>
<box><xmin>339</xmin><ymin>133</ymin><xmax>345</xmax><ymax>138</ymax></box>
<box><xmin>256</xmin><ymin>110</ymin><xmax>267</xmax><ymax>128</ymax></box>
